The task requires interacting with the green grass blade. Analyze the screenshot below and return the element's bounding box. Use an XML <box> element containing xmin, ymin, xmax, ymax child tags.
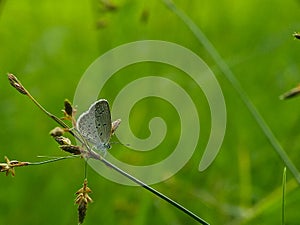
<box><xmin>282</xmin><ymin>167</ymin><xmax>286</xmax><ymax>225</ymax></box>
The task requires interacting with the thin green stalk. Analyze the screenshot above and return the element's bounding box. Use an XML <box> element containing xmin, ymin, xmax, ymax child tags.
<box><xmin>8</xmin><ymin>73</ymin><xmax>88</xmax><ymax>148</ymax></box>
<box><xmin>282</xmin><ymin>167</ymin><xmax>286</xmax><ymax>225</ymax></box>
<box><xmin>29</xmin><ymin>155</ymin><xmax>80</xmax><ymax>166</ymax></box>
<box><xmin>162</xmin><ymin>0</ymin><xmax>300</xmax><ymax>184</ymax></box>
<box><xmin>26</xmin><ymin>91</ymin><xmax>83</xmax><ymax>141</ymax></box>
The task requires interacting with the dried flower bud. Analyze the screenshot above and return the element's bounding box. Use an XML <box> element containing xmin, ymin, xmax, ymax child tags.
<box><xmin>280</xmin><ymin>84</ymin><xmax>300</xmax><ymax>100</ymax></box>
<box><xmin>111</xmin><ymin>119</ymin><xmax>121</xmax><ymax>135</ymax></box>
<box><xmin>60</xmin><ymin>145</ymin><xmax>82</xmax><ymax>155</ymax></box>
<box><xmin>0</xmin><ymin>156</ymin><xmax>29</xmax><ymax>176</ymax></box>
<box><xmin>99</xmin><ymin>0</ymin><xmax>118</xmax><ymax>12</ymax></box>
<box><xmin>293</xmin><ymin>32</ymin><xmax>300</xmax><ymax>40</ymax></box>
<box><xmin>7</xmin><ymin>73</ymin><xmax>28</xmax><ymax>95</ymax></box>
<box><xmin>140</xmin><ymin>8</ymin><xmax>150</xmax><ymax>24</ymax></box>
<box><xmin>0</xmin><ymin>162</ymin><xmax>11</xmax><ymax>175</ymax></box>
<box><xmin>49</xmin><ymin>127</ymin><xmax>66</xmax><ymax>137</ymax></box>
<box><xmin>63</xmin><ymin>99</ymin><xmax>74</xmax><ymax>117</ymax></box>
<box><xmin>54</xmin><ymin>136</ymin><xmax>72</xmax><ymax>145</ymax></box>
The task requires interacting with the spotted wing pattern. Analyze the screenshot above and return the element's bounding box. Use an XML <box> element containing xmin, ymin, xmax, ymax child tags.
<box><xmin>76</xmin><ymin>99</ymin><xmax>112</xmax><ymax>150</ymax></box>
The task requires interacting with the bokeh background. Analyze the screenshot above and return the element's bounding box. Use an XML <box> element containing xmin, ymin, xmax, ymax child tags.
<box><xmin>1</xmin><ymin>0</ymin><xmax>300</xmax><ymax>224</ymax></box>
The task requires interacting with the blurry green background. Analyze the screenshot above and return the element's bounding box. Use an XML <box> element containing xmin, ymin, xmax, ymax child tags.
<box><xmin>1</xmin><ymin>0</ymin><xmax>300</xmax><ymax>224</ymax></box>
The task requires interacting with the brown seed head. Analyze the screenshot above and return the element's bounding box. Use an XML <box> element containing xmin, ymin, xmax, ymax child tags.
<box><xmin>280</xmin><ymin>84</ymin><xmax>300</xmax><ymax>100</ymax></box>
<box><xmin>293</xmin><ymin>32</ymin><xmax>300</xmax><ymax>40</ymax></box>
<box><xmin>63</xmin><ymin>99</ymin><xmax>74</xmax><ymax>117</ymax></box>
<box><xmin>60</xmin><ymin>145</ymin><xmax>82</xmax><ymax>155</ymax></box>
<box><xmin>0</xmin><ymin>156</ymin><xmax>28</xmax><ymax>176</ymax></box>
<box><xmin>7</xmin><ymin>73</ymin><xmax>28</xmax><ymax>95</ymax></box>
<box><xmin>54</xmin><ymin>136</ymin><xmax>72</xmax><ymax>145</ymax></box>
<box><xmin>49</xmin><ymin>127</ymin><xmax>66</xmax><ymax>137</ymax></box>
<box><xmin>75</xmin><ymin>179</ymin><xmax>93</xmax><ymax>224</ymax></box>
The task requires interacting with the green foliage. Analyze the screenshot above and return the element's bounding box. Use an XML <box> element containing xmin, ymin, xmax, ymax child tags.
<box><xmin>1</xmin><ymin>0</ymin><xmax>300</xmax><ymax>224</ymax></box>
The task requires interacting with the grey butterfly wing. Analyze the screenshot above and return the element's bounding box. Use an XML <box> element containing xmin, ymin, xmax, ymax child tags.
<box><xmin>76</xmin><ymin>104</ymin><xmax>99</xmax><ymax>145</ymax></box>
<box><xmin>76</xmin><ymin>99</ymin><xmax>112</xmax><ymax>149</ymax></box>
<box><xmin>94</xmin><ymin>99</ymin><xmax>112</xmax><ymax>145</ymax></box>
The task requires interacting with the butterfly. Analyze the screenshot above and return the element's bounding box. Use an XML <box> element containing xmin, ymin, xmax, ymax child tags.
<box><xmin>76</xmin><ymin>99</ymin><xmax>121</xmax><ymax>151</ymax></box>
